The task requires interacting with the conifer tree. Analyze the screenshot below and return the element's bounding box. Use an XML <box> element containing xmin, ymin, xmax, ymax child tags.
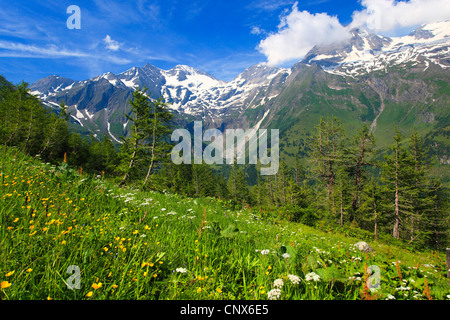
<box><xmin>345</xmin><ymin>124</ymin><xmax>375</xmax><ymax>221</ymax></box>
<box><xmin>119</xmin><ymin>88</ymin><xmax>152</xmax><ymax>185</ymax></box>
<box><xmin>142</xmin><ymin>96</ymin><xmax>173</xmax><ymax>189</ymax></box>
<box><xmin>38</xmin><ymin>101</ymin><xmax>70</xmax><ymax>162</ymax></box>
<box><xmin>118</xmin><ymin>88</ymin><xmax>172</xmax><ymax>187</ymax></box>
<box><xmin>357</xmin><ymin>177</ymin><xmax>381</xmax><ymax>238</ymax></box>
<box><xmin>310</xmin><ymin>116</ymin><xmax>345</xmax><ymax>216</ymax></box>
<box><xmin>382</xmin><ymin>127</ymin><xmax>417</xmax><ymax>239</ymax></box>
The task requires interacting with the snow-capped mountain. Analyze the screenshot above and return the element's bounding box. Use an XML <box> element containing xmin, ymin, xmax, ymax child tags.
<box><xmin>30</xmin><ymin>62</ymin><xmax>289</xmax><ymax>141</ymax></box>
<box><xmin>30</xmin><ymin>21</ymin><xmax>449</xmax><ymax>145</ymax></box>
<box><xmin>303</xmin><ymin>20</ymin><xmax>449</xmax><ymax>77</ymax></box>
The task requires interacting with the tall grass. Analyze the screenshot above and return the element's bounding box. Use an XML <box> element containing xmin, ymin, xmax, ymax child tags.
<box><xmin>0</xmin><ymin>145</ymin><xmax>449</xmax><ymax>300</ymax></box>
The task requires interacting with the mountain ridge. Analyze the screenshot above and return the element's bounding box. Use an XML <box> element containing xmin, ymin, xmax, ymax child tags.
<box><xmin>29</xmin><ymin>21</ymin><xmax>449</xmax><ymax>177</ymax></box>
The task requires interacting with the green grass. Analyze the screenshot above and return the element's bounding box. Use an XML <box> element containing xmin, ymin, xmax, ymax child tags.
<box><xmin>0</xmin><ymin>145</ymin><xmax>449</xmax><ymax>300</ymax></box>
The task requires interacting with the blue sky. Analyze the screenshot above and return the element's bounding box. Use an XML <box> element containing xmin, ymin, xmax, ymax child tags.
<box><xmin>0</xmin><ymin>0</ymin><xmax>449</xmax><ymax>84</ymax></box>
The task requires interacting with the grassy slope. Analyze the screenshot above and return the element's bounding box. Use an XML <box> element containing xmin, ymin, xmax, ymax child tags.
<box><xmin>0</xmin><ymin>145</ymin><xmax>449</xmax><ymax>300</ymax></box>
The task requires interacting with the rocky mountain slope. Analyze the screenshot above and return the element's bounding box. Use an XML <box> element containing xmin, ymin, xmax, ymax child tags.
<box><xmin>30</xmin><ymin>21</ymin><xmax>449</xmax><ymax>178</ymax></box>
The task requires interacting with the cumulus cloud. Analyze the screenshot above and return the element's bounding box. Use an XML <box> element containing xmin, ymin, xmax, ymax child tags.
<box><xmin>257</xmin><ymin>2</ymin><xmax>351</xmax><ymax>66</ymax></box>
<box><xmin>350</xmin><ymin>0</ymin><xmax>450</xmax><ymax>32</ymax></box>
<box><xmin>103</xmin><ymin>35</ymin><xmax>121</xmax><ymax>51</ymax></box>
<box><xmin>257</xmin><ymin>0</ymin><xmax>450</xmax><ymax>66</ymax></box>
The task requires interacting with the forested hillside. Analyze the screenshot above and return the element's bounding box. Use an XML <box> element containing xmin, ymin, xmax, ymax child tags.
<box><xmin>0</xmin><ymin>75</ymin><xmax>448</xmax><ymax>251</ymax></box>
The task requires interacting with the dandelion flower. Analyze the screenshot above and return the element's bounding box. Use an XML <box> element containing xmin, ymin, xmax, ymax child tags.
<box><xmin>1</xmin><ymin>281</ymin><xmax>11</xmax><ymax>289</ymax></box>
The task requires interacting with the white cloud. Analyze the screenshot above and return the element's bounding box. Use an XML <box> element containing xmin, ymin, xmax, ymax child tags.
<box><xmin>251</xmin><ymin>26</ymin><xmax>265</xmax><ymax>35</ymax></box>
<box><xmin>350</xmin><ymin>0</ymin><xmax>450</xmax><ymax>32</ymax></box>
<box><xmin>0</xmin><ymin>40</ymin><xmax>131</xmax><ymax>65</ymax></box>
<box><xmin>0</xmin><ymin>41</ymin><xmax>90</xmax><ymax>58</ymax></box>
<box><xmin>257</xmin><ymin>2</ymin><xmax>351</xmax><ymax>66</ymax></box>
<box><xmin>257</xmin><ymin>0</ymin><xmax>450</xmax><ymax>66</ymax></box>
<box><xmin>103</xmin><ymin>35</ymin><xmax>121</xmax><ymax>51</ymax></box>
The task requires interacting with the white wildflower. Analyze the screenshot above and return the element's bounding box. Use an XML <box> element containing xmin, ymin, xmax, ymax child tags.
<box><xmin>176</xmin><ymin>268</ymin><xmax>188</xmax><ymax>273</ymax></box>
<box><xmin>273</xmin><ymin>279</ymin><xmax>284</xmax><ymax>289</ymax></box>
<box><xmin>386</xmin><ymin>294</ymin><xmax>396</xmax><ymax>300</ymax></box>
<box><xmin>267</xmin><ymin>288</ymin><xmax>282</xmax><ymax>300</ymax></box>
<box><xmin>260</xmin><ymin>249</ymin><xmax>270</xmax><ymax>255</ymax></box>
<box><xmin>282</xmin><ymin>253</ymin><xmax>290</xmax><ymax>259</ymax></box>
<box><xmin>288</xmin><ymin>274</ymin><xmax>301</xmax><ymax>285</ymax></box>
<box><xmin>305</xmin><ymin>272</ymin><xmax>321</xmax><ymax>282</ymax></box>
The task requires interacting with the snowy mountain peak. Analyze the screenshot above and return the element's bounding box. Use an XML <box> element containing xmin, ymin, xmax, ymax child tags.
<box><xmin>29</xmin><ymin>21</ymin><xmax>450</xmax><ymax>143</ymax></box>
<box><xmin>303</xmin><ymin>20</ymin><xmax>450</xmax><ymax>76</ymax></box>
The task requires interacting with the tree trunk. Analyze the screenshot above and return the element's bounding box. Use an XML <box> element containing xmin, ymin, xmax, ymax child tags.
<box><xmin>393</xmin><ymin>145</ymin><xmax>400</xmax><ymax>239</ymax></box>
<box><xmin>340</xmin><ymin>189</ymin><xmax>344</xmax><ymax>226</ymax></box>
<box><xmin>23</xmin><ymin>105</ymin><xmax>33</xmax><ymax>152</ymax></box>
<box><xmin>373</xmin><ymin>189</ymin><xmax>378</xmax><ymax>239</ymax></box>
<box><xmin>142</xmin><ymin>111</ymin><xmax>158</xmax><ymax>189</ymax></box>
<box><xmin>119</xmin><ymin>126</ymin><xmax>138</xmax><ymax>187</ymax></box>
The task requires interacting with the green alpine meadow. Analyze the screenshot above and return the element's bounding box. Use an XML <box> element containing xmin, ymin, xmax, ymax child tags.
<box><xmin>0</xmin><ymin>73</ymin><xmax>449</xmax><ymax>301</ymax></box>
<box><xmin>1</xmin><ymin>144</ymin><xmax>449</xmax><ymax>300</ymax></box>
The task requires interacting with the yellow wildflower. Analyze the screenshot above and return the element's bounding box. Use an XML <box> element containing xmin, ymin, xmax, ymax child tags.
<box><xmin>92</xmin><ymin>282</ymin><xmax>102</xmax><ymax>290</ymax></box>
<box><xmin>1</xmin><ymin>281</ymin><xmax>11</xmax><ymax>289</ymax></box>
<box><xmin>87</xmin><ymin>291</ymin><xmax>93</xmax><ymax>297</ymax></box>
<box><xmin>5</xmin><ymin>271</ymin><xmax>14</xmax><ymax>277</ymax></box>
